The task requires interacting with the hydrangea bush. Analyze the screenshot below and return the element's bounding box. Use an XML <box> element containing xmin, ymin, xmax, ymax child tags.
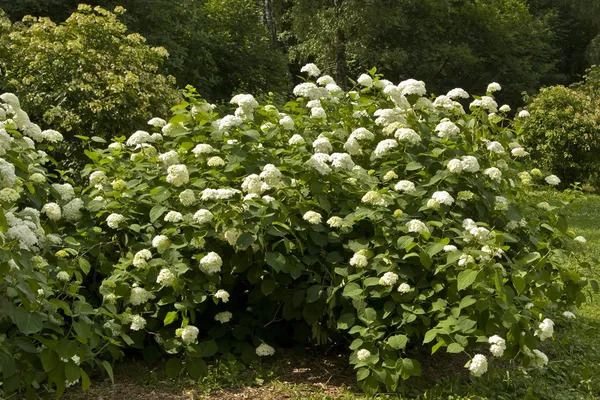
<box><xmin>77</xmin><ymin>70</ymin><xmax>592</xmax><ymax>394</ymax></box>
<box><xmin>0</xmin><ymin>95</ymin><xmax>120</xmax><ymax>397</ymax></box>
<box><xmin>0</xmin><ymin>66</ymin><xmax>594</xmax><ymax>396</ymax></box>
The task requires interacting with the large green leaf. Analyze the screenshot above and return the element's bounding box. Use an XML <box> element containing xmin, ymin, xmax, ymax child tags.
<box><xmin>14</xmin><ymin>308</ymin><xmax>44</xmax><ymax>335</ymax></box>
<box><xmin>457</xmin><ymin>270</ymin><xmax>479</xmax><ymax>291</ymax></box>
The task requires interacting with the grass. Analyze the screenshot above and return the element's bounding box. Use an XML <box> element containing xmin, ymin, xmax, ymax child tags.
<box><xmin>62</xmin><ymin>192</ymin><xmax>600</xmax><ymax>400</ymax></box>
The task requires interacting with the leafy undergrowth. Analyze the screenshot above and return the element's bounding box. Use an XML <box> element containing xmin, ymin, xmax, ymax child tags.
<box><xmin>61</xmin><ymin>192</ymin><xmax>600</xmax><ymax>400</ymax></box>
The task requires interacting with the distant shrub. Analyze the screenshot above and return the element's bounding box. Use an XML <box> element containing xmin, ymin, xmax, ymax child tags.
<box><xmin>0</xmin><ymin>5</ymin><xmax>180</xmax><ymax>165</ymax></box>
<box><xmin>520</xmin><ymin>67</ymin><xmax>600</xmax><ymax>186</ymax></box>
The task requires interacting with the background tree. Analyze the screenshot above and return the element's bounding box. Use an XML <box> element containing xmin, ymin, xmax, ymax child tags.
<box><xmin>0</xmin><ymin>5</ymin><xmax>180</xmax><ymax>162</ymax></box>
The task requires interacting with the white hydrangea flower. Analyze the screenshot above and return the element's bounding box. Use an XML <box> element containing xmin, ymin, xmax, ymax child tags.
<box><xmin>130</xmin><ymin>315</ymin><xmax>146</xmax><ymax>331</ymax></box>
<box><xmin>133</xmin><ymin>249</ymin><xmax>152</xmax><ymax>268</ymax></box>
<box><xmin>181</xmin><ymin>325</ymin><xmax>199</xmax><ymax>343</ymax></box>
<box><xmin>446</xmin><ymin>88</ymin><xmax>469</xmax><ymax>99</ymax></box>
<box><xmin>373</xmin><ymin>139</ymin><xmax>398</xmax><ymax>158</ymax></box>
<box><xmin>397</xmin><ymin>283</ymin><xmax>411</xmax><ymax>293</ymax></box>
<box><xmin>317</xmin><ymin>75</ymin><xmax>335</xmax><ymax>86</ymax></box>
<box><xmin>327</xmin><ymin>216</ymin><xmax>343</xmax><ymax>228</ymax></box>
<box><xmin>52</xmin><ymin>183</ymin><xmax>75</xmax><ymax>201</ymax></box>
<box><xmin>158</xmin><ymin>150</ymin><xmax>179</xmax><ymax>166</ymax></box>
<box><xmin>394</xmin><ymin>180</ymin><xmax>416</xmax><ymax>193</ymax></box>
<box><xmin>126</xmin><ymin>130</ymin><xmax>151</xmax><ymax>147</ymax></box>
<box><xmin>430</xmin><ymin>191</ymin><xmax>454</xmax><ymax>207</ymax></box>
<box><xmin>488</xmin><ymin>335</ymin><xmax>506</xmax><ymax>357</ymax></box>
<box><xmin>289</xmin><ymin>134</ymin><xmax>305</xmax><ymax>145</ymax></box>
<box><xmin>164</xmin><ymin>211</ymin><xmax>183</xmax><ymax>223</ymax></box>
<box><xmin>563</xmin><ymin>311</ymin><xmax>576</xmax><ymax>319</ymax></box>
<box><xmin>349</xmin><ymin>252</ymin><xmax>368</xmax><ymax>268</ymax></box>
<box><xmin>166</xmin><ymin>164</ymin><xmax>189</xmax><ymax>187</ymax></box>
<box><xmin>361</xmin><ymin>191</ymin><xmax>391</xmax><ymax>207</ymax></box>
<box><xmin>312</xmin><ymin>135</ymin><xmax>333</xmax><ymax>153</ymax></box>
<box><xmin>152</xmin><ymin>235</ymin><xmax>171</xmax><ymax>252</ymax></box>
<box><xmin>487</xmin><ymin>82</ymin><xmax>501</xmax><ymax>93</ymax></box>
<box><xmin>535</xmin><ymin>318</ymin><xmax>554</xmax><ymax>341</ymax></box>
<box><xmin>356</xmin><ymin>349</ymin><xmax>371</xmax><ymax>361</ymax></box>
<box><xmin>179</xmin><ymin>189</ymin><xmax>196</xmax><ymax>206</ymax></box>
<box><xmin>199</xmin><ymin>252</ymin><xmax>223</xmax><ymax>275</ymax></box>
<box><xmin>329</xmin><ymin>153</ymin><xmax>355</xmax><ymax>170</ymax></box>
<box><xmin>545</xmin><ymin>175</ymin><xmax>560</xmax><ymax>186</ymax></box>
<box><xmin>458</xmin><ymin>254</ymin><xmax>475</xmax><ymax>267</ymax></box>
<box><xmin>192</xmin><ymin>144</ymin><xmax>216</xmax><ymax>157</ymax></box>
<box><xmin>42</xmin><ymin>203</ymin><xmax>61</xmax><ymax>221</ymax></box>
<box><xmin>63</xmin><ymin>198</ymin><xmax>84</xmax><ymax>222</ymax></box>
<box><xmin>0</xmin><ymin>92</ymin><xmax>21</xmax><ymax>108</ymax></box>
<box><xmin>443</xmin><ymin>245</ymin><xmax>458</xmax><ymax>252</ymax></box>
<box><xmin>407</xmin><ymin>219</ymin><xmax>428</xmax><ymax>234</ymax></box>
<box><xmin>395</xmin><ymin>128</ymin><xmax>421</xmax><ymax>145</ymax></box>
<box><xmin>224</xmin><ymin>229</ymin><xmax>240</xmax><ymax>246</ymax></box>
<box><xmin>57</xmin><ymin>271</ymin><xmax>70</xmax><ymax>281</ymax></box>
<box><xmin>435</xmin><ymin>120</ymin><xmax>460</xmax><ymax>139</ymax></box>
<box><xmin>41</xmin><ymin>129</ymin><xmax>63</xmax><ymax>142</ymax></box>
<box><xmin>457</xmin><ymin>191</ymin><xmax>474</xmax><ymax>201</ymax></box>
<box><xmin>156</xmin><ymin>268</ymin><xmax>176</xmax><ymax>286</ymax></box>
<box><xmin>218</xmin><ymin>115</ymin><xmax>244</xmax><ymax>131</ymax></box>
<box><xmin>530</xmin><ymin>349</ymin><xmax>548</xmax><ymax>368</ymax></box>
<box><xmin>344</xmin><ymin>137</ymin><xmax>361</xmax><ymax>155</ymax></box>
<box><xmin>106</xmin><ymin>213</ymin><xmax>125</xmax><ymax>229</ymax></box>
<box><xmin>293</xmin><ymin>82</ymin><xmax>327</xmax><ymax>99</ymax></box>
<box><xmin>383</xmin><ymin>171</ymin><xmax>398</xmax><ymax>182</ymax></box>
<box><xmin>193</xmin><ymin>209</ymin><xmax>214</xmax><ymax>224</ymax></box>
<box><xmin>447</xmin><ymin>159</ymin><xmax>463</xmax><ymax>174</ymax></box>
<box><xmin>213</xmin><ymin>311</ymin><xmax>234</xmax><ymax>324</ymax></box>
<box><xmin>518</xmin><ymin>110</ymin><xmax>530</xmax><ymax>118</ymax></box>
<box><xmin>574</xmin><ymin>236</ymin><xmax>586</xmax><ymax>243</ymax></box>
<box><xmin>311</xmin><ymin>107</ymin><xmax>327</xmax><ymax>120</ymax></box>
<box><xmin>300</xmin><ymin>63</ymin><xmax>321</xmax><ymax>77</ymax></box>
<box><xmin>201</xmin><ymin>188</ymin><xmax>241</xmax><ymax>201</ymax></box>
<box><xmin>357</xmin><ymin>74</ymin><xmax>373</xmax><ymax>88</ymax></box>
<box><xmin>242</xmin><ymin>174</ymin><xmax>267</xmax><ymax>194</ymax></box>
<box><xmin>484</xmin><ymin>167</ymin><xmax>502</xmax><ymax>182</ymax></box>
<box><xmin>511</xmin><ymin>147</ymin><xmax>529</xmax><ymax>157</ymax></box>
<box><xmin>398</xmin><ymin>79</ymin><xmax>426</xmax><ymax>96</ymax></box>
<box><xmin>148</xmin><ymin>117</ymin><xmax>167</xmax><ymax>127</ymax></box>
<box><xmin>303</xmin><ymin>211</ymin><xmax>322</xmax><ymax>224</ymax></box>
<box><xmin>379</xmin><ymin>272</ymin><xmax>398</xmax><ymax>287</ymax></box>
<box><xmin>256</xmin><ymin>343</ymin><xmax>275</xmax><ymax>357</ymax></box>
<box><xmin>461</xmin><ymin>156</ymin><xmax>480</xmax><ymax>173</ymax></box>
<box><xmin>350</xmin><ymin>128</ymin><xmax>374</xmax><ymax>141</ymax></box>
<box><xmin>280</xmin><ymin>115</ymin><xmax>295</xmax><ymax>130</ymax></box>
<box><xmin>214</xmin><ymin>289</ymin><xmax>230</xmax><ymax>303</ymax></box>
<box><xmin>469</xmin><ymin>354</ymin><xmax>488</xmax><ymax>377</ymax></box>
<box><xmin>260</xmin><ymin>164</ymin><xmax>283</xmax><ymax>186</ymax></box>
<box><xmin>499</xmin><ymin>104</ymin><xmax>511</xmax><ymax>112</ymax></box>
<box><xmin>207</xmin><ymin>156</ymin><xmax>226</xmax><ymax>167</ymax></box>
<box><xmin>0</xmin><ymin>188</ymin><xmax>19</xmax><ymax>203</ymax></box>
<box><xmin>487</xmin><ymin>141</ymin><xmax>505</xmax><ymax>154</ymax></box>
<box><xmin>130</xmin><ymin>287</ymin><xmax>155</xmax><ymax>306</ymax></box>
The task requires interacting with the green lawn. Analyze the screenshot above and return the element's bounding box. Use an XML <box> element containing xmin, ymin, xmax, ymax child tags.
<box><xmin>63</xmin><ymin>192</ymin><xmax>600</xmax><ymax>400</ymax></box>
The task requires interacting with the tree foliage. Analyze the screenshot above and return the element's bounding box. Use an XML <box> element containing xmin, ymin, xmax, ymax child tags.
<box><xmin>0</xmin><ymin>5</ymin><xmax>180</xmax><ymax>161</ymax></box>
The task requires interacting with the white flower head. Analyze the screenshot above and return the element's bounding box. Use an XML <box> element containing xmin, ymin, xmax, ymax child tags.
<box><xmin>488</xmin><ymin>335</ymin><xmax>506</xmax><ymax>357</ymax></box>
<box><xmin>518</xmin><ymin>110</ymin><xmax>531</xmax><ymax>118</ymax></box>
<box><xmin>199</xmin><ymin>252</ymin><xmax>223</xmax><ymax>275</ymax></box>
<box><xmin>379</xmin><ymin>272</ymin><xmax>399</xmax><ymax>287</ymax></box>
<box><xmin>407</xmin><ymin>219</ymin><xmax>428</xmax><ymax>234</ymax></box>
<box><xmin>484</xmin><ymin>167</ymin><xmax>502</xmax><ymax>182</ymax></box>
<box><xmin>181</xmin><ymin>325</ymin><xmax>199</xmax><ymax>344</ymax></box>
<box><xmin>469</xmin><ymin>354</ymin><xmax>488</xmax><ymax>377</ymax></box>
<box><xmin>303</xmin><ymin>211</ymin><xmax>322</xmax><ymax>224</ymax></box>
<box><xmin>574</xmin><ymin>236</ymin><xmax>587</xmax><ymax>244</ymax></box>
<box><xmin>289</xmin><ymin>134</ymin><xmax>305</xmax><ymax>145</ymax></box>
<box><xmin>535</xmin><ymin>318</ymin><xmax>554</xmax><ymax>341</ymax></box>
<box><xmin>545</xmin><ymin>175</ymin><xmax>560</xmax><ymax>186</ymax></box>
<box><xmin>350</xmin><ymin>252</ymin><xmax>368</xmax><ymax>268</ymax></box>
<box><xmin>357</xmin><ymin>74</ymin><xmax>373</xmax><ymax>88</ymax></box>
<box><xmin>487</xmin><ymin>82</ymin><xmax>502</xmax><ymax>93</ymax></box>
<box><xmin>214</xmin><ymin>289</ymin><xmax>230</xmax><ymax>303</ymax></box>
<box><xmin>156</xmin><ymin>268</ymin><xmax>176</xmax><ymax>286</ymax></box>
<box><xmin>300</xmin><ymin>63</ymin><xmax>321</xmax><ymax>77</ymax></box>
<box><xmin>435</xmin><ymin>120</ymin><xmax>460</xmax><ymax>139</ymax></box>
<box><xmin>356</xmin><ymin>349</ymin><xmax>371</xmax><ymax>361</ymax></box>
<box><xmin>106</xmin><ymin>213</ymin><xmax>125</xmax><ymax>229</ymax></box>
<box><xmin>256</xmin><ymin>343</ymin><xmax>275</xmax><ymax>357</ymax></box>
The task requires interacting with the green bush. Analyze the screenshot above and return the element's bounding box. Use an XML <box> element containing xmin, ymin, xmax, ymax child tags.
<box><xmin>0</xmin><ymin>70</ymin><xmax>593</xmax><ymax>397</ymax></box>
<box><xmin>0</xmin><ymin>5</ymin><xmax>180</xmax><ymax>165</ymax></box>
<box><xmin>520</xmin><ymin>68</ymin><xmax>600</xmax><ymax>186</ymax></box>
<box><xmin>78</xmin><ymin>73</ymin><xmax>589</xmax><ymax>394</ymax></box>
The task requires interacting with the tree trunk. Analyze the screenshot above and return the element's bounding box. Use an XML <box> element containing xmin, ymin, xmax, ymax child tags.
<box><xmin>261</xmin><ymin>0</ymin><xmax>278</xmax><ymax>48</ymax></box>
<box><xmin>333</xmin><ymin>0</ymin><xmax>348</xmax><ymax>89</ymax></box>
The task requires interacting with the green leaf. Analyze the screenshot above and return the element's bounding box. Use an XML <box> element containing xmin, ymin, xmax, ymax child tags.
<box><xmin>65</xmin><ymin>362</ymin><xmax>81</xmax><ymax>383</ymax></box>
<box><xmin>447</xmin><ymin>343</ymin><xmax>464</xmax><ymax>353</ymax></box>
<box><xmin>81</xmin><ymin>369</ymin><xmax>91</xmax><ymax>391</ymax></box>
<box><xmin>199</xmin><ymin>340</ymin><xmax>218</xmax><ymax>357</ymax></box>
<box><xmin>457</xmin><ymin>270</ymin><xmax>479</xmax><ymax>291</ymax></box>
<box><xmin>236</xmin><ymin>233</ymin><xmax>255</xmax><ymax>249</ymax></box>
<box><xmin>187</xmin><ymin>359</ymin><xmax>208</xmax><ymax>380</ymax></box>
<box><xmin>91</xmin><ymin>136</ymin><xmax>107</xmax><ymax>143</ymax></box>
<box><xmin>166</xmin><ymin>358</ymin><xmax>184</xmax><ymax>378</ymax></box>
<box><xmin>102</xmin><ymin>360</ymin><xmax>115</xmax><ymax>384</ymax></box>
<box><xmin>14</xmin><ymin>308</ymin><xmax>44</xmax><ymax>335</ymax></box>
<box><xmin>400</xmin><ymin>358</ymin><xmax>421</xmax><ymax>379</ymax></box>
<box><xmin>397</xmin><ymin>236</ymin><xmax>414</xmax><ymax>250</ymax></box>
<box><xmin>337</xmin><ymin>313</ymin><xmax>355</xmax><ymax>330</ymax></box>
<box><xmin>513</xmin><ymin>275</ymin><xmax>526</xmax><ymax>294</ymax></box>
<box><xmin>265</xmin><ymin>252</ymin><xmax>286</xmax><ymax>272</ymax></box>
<box><xmin>164</xmin><ymin>311</ymin><xmax>178</xmax><ymax>326</ymax></box>
<box><xmin>149</xmin><ymin>205</ymin><xmax>168</xmax><ymax>223</ymax></box>
<box><xmin>78</xmin><ymin>258</ymin><xmax>91</xmax><ymax>274</ymax></box>
<box><xmin>357</xmin><ymin>367</ymin><xmax>370</xmax><ymax>381</ymax></box>
<box><xmin>406</xmin><ymin>161</ymin><xmax>423</xmax><ymax>171</ymax></box>
<box><xmin>306</xmin><ymin>285</ymin><xmax>322</xmax><ymax>303</ymax></box>
<box><xmin>423</xmin><ymin>329</ymin><xmax>438</xmax><ymax>344</ymax></box>
<box><xmin>343</xmin><ymin>282</ymin><xmax>363</xmax><ymax>298</ymax></box>
<box><xmin>388</xmin><ymin>334</ymin><xmax>408</xmax><ymax>350</ymax></box>
<box><xmin>261</xmin><ymin>279</ymin><xmax>276</xmax><ymax>296</ymax></box>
